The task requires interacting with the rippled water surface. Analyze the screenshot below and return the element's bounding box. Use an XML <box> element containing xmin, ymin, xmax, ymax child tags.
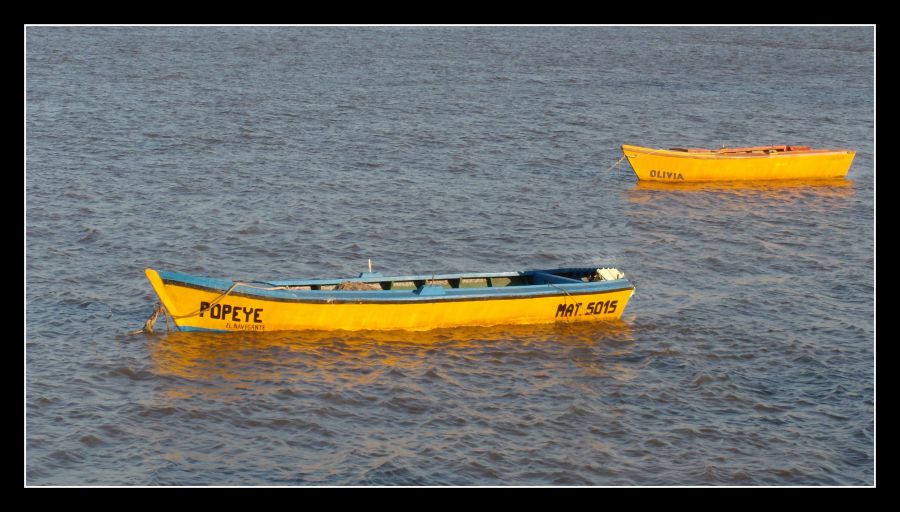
<box><xmin>26</xmin><ymin>27</ymin><xmax>874</xmax><ymax>485</ymax></box>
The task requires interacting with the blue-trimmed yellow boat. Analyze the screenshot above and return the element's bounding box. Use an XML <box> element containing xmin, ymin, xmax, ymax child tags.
<box><xmin>144</xmin><ymin>266</ymin><xmax>635</xmax><ymax>332</ymax></box>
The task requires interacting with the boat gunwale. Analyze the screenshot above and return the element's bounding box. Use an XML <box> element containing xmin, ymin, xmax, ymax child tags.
<box><xmin>160</xmin><ymin>279</ymin><xmax>635</xmax><ymax>304</ymax></box>
<box><xmin>155</xmin><ymin>268</ymin><xmax>634</xmax><ymax>304</ymax></box>
<box><xmin>621</xmin><ymin>144</ymin><xmax>854</xmax><ymax>159</ymax></box>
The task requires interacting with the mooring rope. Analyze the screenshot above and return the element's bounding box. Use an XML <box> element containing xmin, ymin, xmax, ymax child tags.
<box><xmin>546</xmin><ymin>282</ymin><xmax>575</xmax><ymax>323</ymax></box>
<box><xmin>130</xmin><ymin>303</ymin><xmax>166</xmax><ymax>335</ymax></box>
<box><xmin>165</xmin><ymin>282</ymin><xmax>242</xmax><ymax>319</ymax></box>
<box><xmin>167</xmin><ymin>280</ymin><xmax>299</xmax><ymax>320</ymax></box>
<box><xmin>545</xmin><ymin>281</ymin><xmax>574</xmax><ymax>299</ymax></box>
<box><xmin>591</xmin><ymin>154</ymin><xmax>628</xmax><ymax>185</ymax></box>
<box><xmin>132</xmin><ymin>279</ymin><xmax>299</xmax><ymax>334</ymax></box>
<box><xmin>592</xmin><ymin>147</ymin><xmax>678</xmax><ymax>184</ymax></box>
<box><xmin>605</xmin><ymin>154</ymin><xmax>628</xmax><ymax>172</ymax></box>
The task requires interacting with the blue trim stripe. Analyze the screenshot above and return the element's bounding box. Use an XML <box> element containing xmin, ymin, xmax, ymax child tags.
<box><xmin>176</xmin><ymin>325</ymin><xmax>230</xmax><ymax>333</ymax></box>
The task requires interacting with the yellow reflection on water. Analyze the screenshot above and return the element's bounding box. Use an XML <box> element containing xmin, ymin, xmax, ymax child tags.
<box><xmin>628</xmin><ymin>177</ymin><xmax>855</xmax><ymax>199</ymax></box>
<box><xmin>147</xmin><ymin>321</ymin><xmax>635</xmax><ymax>386</ymax></box>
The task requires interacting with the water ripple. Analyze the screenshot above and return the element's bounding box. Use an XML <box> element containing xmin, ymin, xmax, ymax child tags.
<box><xmin>26</xmin><ymin>26</ymin><xmax>873</xmax><ymax>485</ymax></box>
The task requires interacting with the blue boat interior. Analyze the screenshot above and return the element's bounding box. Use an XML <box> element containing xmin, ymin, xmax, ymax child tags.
<box><xmin>264</xmin><ymin>267</ymin><xmax>613</xmax><ymax>291</ymax></box>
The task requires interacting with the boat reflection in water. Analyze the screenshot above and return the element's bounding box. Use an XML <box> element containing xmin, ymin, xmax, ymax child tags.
<box><xmin>626</xmin><ymin>177</ymin><xmax>855</xmax><ymax>210</ymax></box>
<box><xmin>146</xmin><ymin>320</ymin><xmax>637</xmax><ymax>400</ymax></box>
<box><xmin>630</xmin><ymin>177</ymin><xmax>854</xmax><ymax>195</ymax></box>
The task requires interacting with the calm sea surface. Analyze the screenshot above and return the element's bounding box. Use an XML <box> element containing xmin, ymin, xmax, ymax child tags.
<box><xmin>25</xmin><ymin>27</ymin><xmax>874</xmax><ymax>485</ymax></box>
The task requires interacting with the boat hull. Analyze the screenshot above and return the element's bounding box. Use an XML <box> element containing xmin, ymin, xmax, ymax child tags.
<box><xmin>145</xmin><ymin>268</ymin><xmax>635</xmax><ymax>332</ymax></box>
<box><xmin>622</xmin><ymin>144</ymin><xmax>855</xmax><ymax>182</ymax></box>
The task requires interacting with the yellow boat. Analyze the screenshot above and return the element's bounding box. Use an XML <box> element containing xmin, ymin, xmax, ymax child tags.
<box><xmin>144</xmin><ymin>266</ymin><xmax>635</xmax><ymax>332</ymax></box>
<box><xmin>621</xmin><ymin>144</ymin><xmax>855</xmax><ymax>182</ymax></box>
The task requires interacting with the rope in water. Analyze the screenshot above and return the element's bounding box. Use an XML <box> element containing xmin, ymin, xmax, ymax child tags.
<box><xmin>592</xmin><ymin>147</ymin><xmax>675</xmax><ymax>184</ymax></box>
<box><xmin>129</xmin><ymin>303</ymin><xmax>166</xmax><ymax>334</ymax></box>
<box><xmin>591</xmin><ymin>154</ymin><xmax>628</xmax><ymax>185</ymax></box>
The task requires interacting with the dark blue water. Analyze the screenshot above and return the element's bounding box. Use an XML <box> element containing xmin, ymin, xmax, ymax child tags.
<box><xmin>26</xmin><ymin>27</ymin><xmax>874</xmax><ymax>485</ymax></box>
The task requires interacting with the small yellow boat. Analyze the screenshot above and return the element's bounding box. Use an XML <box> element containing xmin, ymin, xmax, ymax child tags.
<box><xmin>621</xmin><ymin>144</ymin><xmax>855</xmax><ymax>182</ymax></box>
<box><xmin>144</xmin><ymin>266</ymin><xmax>635</xmax><ymax>332</ymax></box>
